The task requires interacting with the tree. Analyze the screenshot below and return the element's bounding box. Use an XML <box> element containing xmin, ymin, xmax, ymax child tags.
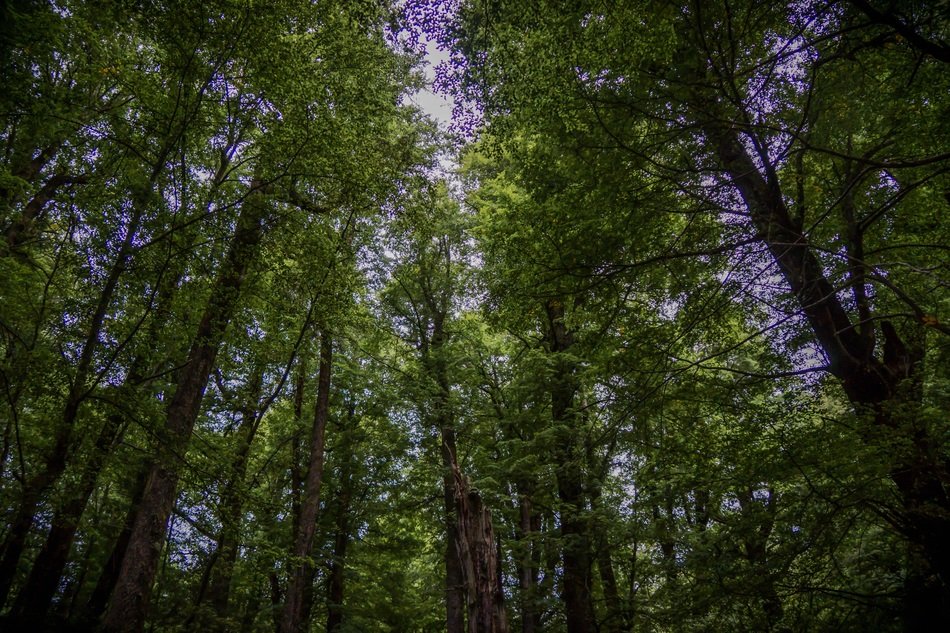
<box><xmin>442</xmin><ymin>0</ymin><xmax>949</xmax><ymax>627</ymax></box>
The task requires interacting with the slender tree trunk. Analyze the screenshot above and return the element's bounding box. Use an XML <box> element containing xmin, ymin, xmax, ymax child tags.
<box><xmin>205</xmin><ymin>369</ymin><xmax>266</xmax><ymax>626</ymax></box>
<box><xmin>269</xmin><ymin>571</ymin><xmax>283</xmax><ymax>633</ymax></box>
<box><xmin>13</xmin><ymin>232</ymin><xmax>189</xmax><ymax>622</ymax></box>
<box><xmin>279</xmin><ymin>332</ymin><xmax>333</xmax><ymax>633</ymax></box>
<box><xmin>100</xmin><ymin>188</ymin><xmax>268</xmax><ymax>633</ymax></box>
<box><xmin>419</xmin><ymin>310</ymin><xmax>465</xmax><ymax>633</ymax></box>
<box><xmin>441</xmin><ymin>424</ymin><xmax>466</xmax><ymax>633</ymax></box>
<box><xmin>9</xmin><ymin>412</ymin><xmax>123</xmax><ymax>620</ymax></box>
<box><xmin>590</xmin><ymin>484</ymin><xmax>624</xmax><ymax>633</ymax></box>
<box><xmin>325</xmin><ymin>512</ymin><xmax>349</xmax><ymax>633</ymax></box>
<box><xmin>737</xmin><ymin>488</ymin><xmax>782</xmax><ymax>630</ymax></box>
<box><xmin>0</xmin><ymin>192</ymin><xmax>146</xmax><ymax>607</ymax></box>
<box><xmin>84</xmin><ymin>469</ymin><xmax>148</xmax><ymax>622</ymax></box>
<box><xmin>290</xmin><ymin>358</ymin><xmax>308</xmax><ymax>542</ymax></box>
<box><xmin>325</xmin><ymin>401</ymin><xmax>358</xmax><ymax>633</ymax></box>
<box><xmin>515</xmin><ymin>489</ymin><xmax>542</xmax><ymax>633</ymax></box>
<box><xmin>325</xmin><ymin>463</ymin><xmax>353</xmax><ymax>633</ymax></box>
<box><xmin>544</xmin><ymin>299</ymin><xmax>593</xmax><ymax>633</ymax></box>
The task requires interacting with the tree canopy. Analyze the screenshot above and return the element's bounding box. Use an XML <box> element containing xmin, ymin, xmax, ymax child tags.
<box><xmin>0</xmin><ymin>1</ymin><xmax>947</xmax><ymax>632</ymax></box>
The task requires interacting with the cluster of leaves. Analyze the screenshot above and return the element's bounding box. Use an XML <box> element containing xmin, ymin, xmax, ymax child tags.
<box><xmin>1</xmin><ymin>1</ymin><xmax>948</xmax><ymax>633</ymax></box>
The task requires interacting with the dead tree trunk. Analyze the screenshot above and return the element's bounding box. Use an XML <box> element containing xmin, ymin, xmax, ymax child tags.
<box><xmin>452</xmin><ymin>458</ymin><xmax>509</xmax><ymax>633</ymax></box>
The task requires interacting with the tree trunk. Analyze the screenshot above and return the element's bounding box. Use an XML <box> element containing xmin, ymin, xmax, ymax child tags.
<box><xmin>279</xmin><ymin>332</ymin><xmax>333</xmax><ymax>633</ymax></box>
<box><xmin>515</xmin><ymin>489</ymin><xmax>542</xmax><ymax>633</ymax></box>
<box><xmin>15</xmin><ymin>229</ymin><xmax>189</xmax><ymax>623</ymax></box>
<box><xmin>709</xmin><ymin>122</ymin><xmax>950</xmax><ymax>627</ymax></box>
<box><xmin>205</xmin><ymin>368</ymin><xmax>266</xmax><ymax>626</ymax></box>
<box><xmin>421</xmin><ymin>309</ymin><xmax>465</xmax><ymax>633</ymax></box>
<box><xmin>544</xmin><ymin>299</ymin><xmax>594</xmax><ymax>633</ymax></box>
<box><xmin>9</xmin><ymin>412</ymin><xmax>123</xmax><ymax>620</ymax></box>
<box><xmin>737</xmin><ymin>488</ymin><xmax>783</xmax><ymax>631</ymax></box>
<box><xmin>100</xmin><ymin>188</ymin><xmax>268</xmax><ymax>633</ymax></box>
<box><xmin>84</xmin><ymin>468</ymin><xmax>148</xmax><ymax>622</ymax></box>
<box><xmin>590</xmin><ymin>484</ymin><xmax>624</xmax><ymax>633</ymax></box>
<box><xmin>440</xmin><ymin>424</ymin><xmax>467</xmax><ymax>633</ymax></box>
<box><xmin>325</xmin><ymin>467</ymin><xmax>352</xmax><ymax>633</ymax></box>
<box><xmin>0</xmin><ymin>193</ymin><xmax>146</xmax><ymax>607</ymax></box>
<box><xmin>325</xmin><ymin>402</ymin><xmax>358</xmax><ymax>633</ymax></box>
<box><xmin>452</xmin><ymin>460</ymin><xmax>510</xmax><ymax>633</ymax></box>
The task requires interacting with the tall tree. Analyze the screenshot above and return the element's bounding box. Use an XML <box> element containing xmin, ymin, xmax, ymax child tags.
<box><xmin>442</xmin><ymin>0</ymin><xmax>950</xmax><ymax>626</ymax></box>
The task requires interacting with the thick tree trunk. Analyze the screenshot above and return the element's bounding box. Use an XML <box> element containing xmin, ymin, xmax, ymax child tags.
<box><xmin>709</xmin><ymin>123</ymin><xmax>950</xmax><ymax>627</ymax></box>
<box><xmin>544</xmin><ymin>299</ymin><xmax>594</xmax><ymax>633</ymax></box>
<box><xmin>100</xmin><ymin>189</ymin><xmax>268</xmax><ymax>633</ymax></box>
<box><xmin>453</xmin><ymin>461</ymin><xmax>509</xmax><ymax>633</ymax></box>
<box><xmin>279</xmin><ymin>332</ymin><xmax>333</xmax><ymax>633</ymax></box>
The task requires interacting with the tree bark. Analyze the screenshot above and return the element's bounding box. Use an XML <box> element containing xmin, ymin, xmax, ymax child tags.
<box><xmin>325</xmin><ymin>451</ymin><xmax>353</xmax><ymax>633</ymax></box>
<box><xmin>205</xmin><ymin>368</ymin><xmax>265</xmax><ymax>620</ymax></box>
<box><xmin>84</xmin><ymin>469</ymin><xmax>148</xmax><ymax>622</ymax></box>
<box><xmin>441</xmin><ymin>424</ymin><xmax>467</xmax><ymax>633</ymax></box>
<box><xmin>544</xmin><ymin>299</ymin><xmax>594</xmax><ymax>633</ymax></box>
<box><xmin>100</xmin><ymin>187</ymin><xmax>268</xmax><ymax>633</ymax></box>
<box><xmin>279</xmin><ymin>331</ymin><xmax>333</xmax><ymax>633</ymax></box>
<box><xmin>452</xmin><ymin>460</ymin><xmax>510</xmax><ymax>633</ymax></box>
<box><xmin>515</xmin><ymin>489</ymin><xmax>542</xmax><ymax>633</ymax></box>
<box><xmin>421</xmin><ymin>307</ymin><xmax>464</xmax><ymax>633</ymax></box>
<box><xmin>590</xmin><ymin>483</ymin><xmax>624</xmax><ymax>633</ymax></box>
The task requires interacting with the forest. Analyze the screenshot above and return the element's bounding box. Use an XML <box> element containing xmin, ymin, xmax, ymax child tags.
<box><xmin>0</xmin><ymin>1</ymin><xmax>948</xmax><ymax>632</ymax></box>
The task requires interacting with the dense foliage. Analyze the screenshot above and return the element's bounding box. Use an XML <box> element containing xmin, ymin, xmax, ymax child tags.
<box><xmin>0</xmin><ymin>1</ymin><xmax>947</xmax><ymax>632</ymax></box>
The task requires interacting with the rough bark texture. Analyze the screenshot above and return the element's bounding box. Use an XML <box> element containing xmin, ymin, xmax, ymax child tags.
<box><xmin>100</xmin><ymin>189</ymin><xmax>267</xmax><ymax>633</ymax></box>
<box><xmin>544</xmin><ymin>299</ymin><xmax>594</xmax><ymax>633</ymax></box>
<box><xmin>279</xmin><ymin>332</ymin><xmax>333</xmax><ymax>633</ymax></box>
<box><xmin>452</xmin><ymin>461</ymin><xmax>510</xmax><ymax>633</ymax></box>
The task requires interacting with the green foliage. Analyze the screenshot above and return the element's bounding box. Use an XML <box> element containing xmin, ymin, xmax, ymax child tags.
<box><xmin>0</xmin><ymin>2</ymin><xmax>947</xmax><ymax>633</ymax></box>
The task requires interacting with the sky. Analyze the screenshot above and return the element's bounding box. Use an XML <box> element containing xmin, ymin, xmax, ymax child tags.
<box><xmin>406</xmin><ymin>36</ymin><xmax>454</xmax><ymax>127</ymax></box>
